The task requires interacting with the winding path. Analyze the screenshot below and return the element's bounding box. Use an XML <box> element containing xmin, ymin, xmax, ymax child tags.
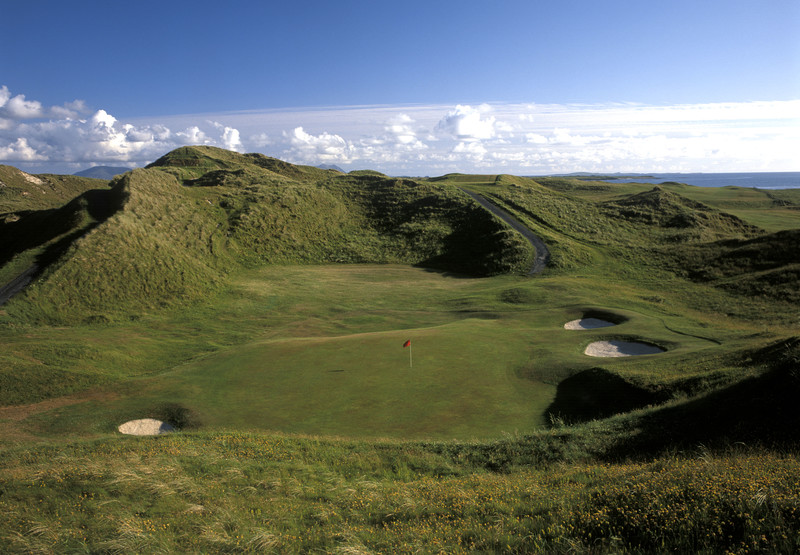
<box><xmin>460</xmin><ymin>189</ymin><xmax>550</xmax><ymax>275</ymax></box>
<box><xmin>0</xmin><ymin>264</ymin><xmax>38</xmax><ymax>306</ymax></box>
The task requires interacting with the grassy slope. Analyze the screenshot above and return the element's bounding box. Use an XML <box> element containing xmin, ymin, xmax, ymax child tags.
<box><xmin>1</xmin><ymin>156</ymin><xmax>799</xmax><ymax>553</ymax></box>
<box><xmin>1</xmin><ymin>435</ymin><xmax>798</xmax><ymax>554</ymax></box>
<box><xmin>0</xmin><ymin>165</ymin><xmax>107</xmax><ymax>214</ymax></box>
<box><xmin>0</xmin><ymin>168</ymin><xmax>111</xmax><ymax>284</ymax></box>
<box><xmin>4</xmin><ymin>146</ymin><xmax>533</xmax><ymax>324</ymax></box>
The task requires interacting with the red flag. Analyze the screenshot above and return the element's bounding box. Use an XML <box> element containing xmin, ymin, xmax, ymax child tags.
<box><xmin>403</xmin><ymin>339</ymin><xmax>411</xmax><ymax>348</ymax></box>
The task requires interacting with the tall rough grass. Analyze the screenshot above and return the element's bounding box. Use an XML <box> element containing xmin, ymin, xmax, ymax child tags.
<box><xmin>0</xmin><ymin>434</ymin><xmax>797</xmax><ymax>554</ymax></box>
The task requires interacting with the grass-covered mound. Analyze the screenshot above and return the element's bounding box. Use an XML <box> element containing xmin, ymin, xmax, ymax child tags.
<box><xmin>603</xmin><ymin>186</ymin><xmax>760</xmax><ymax>241</ymax></box>
<box><xmin>447</xmin><ymin>174</ymin><xmax>799</xmax><ymax>311</ymax></box>
<box><xmin>678</xmin><ymin>229</ymin><xmax>800</xmax><ymax>303</ymax></box>
<box><xmin>4</xmin><ymin>147</ymin><xmax>533</xmax><ymax>324</ymax></box>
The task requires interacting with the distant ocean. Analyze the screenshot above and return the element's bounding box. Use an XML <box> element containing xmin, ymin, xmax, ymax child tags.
<box><xmin>584</xmin><ymin>172</ymin><xmax>800</xmax><ymax>189</ymax></box>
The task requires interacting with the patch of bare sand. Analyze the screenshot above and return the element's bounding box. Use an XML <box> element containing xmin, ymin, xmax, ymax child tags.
<box><xmin>585</xmin><ymin>340</ymin><xmax>664</xmax><ymax>357</ymax></box>
<box><xmin>118</xmin><ymin>419</ymin><xmax>175</xmax><ymax>436</ymax></box>
<box><xmin>564</xmin><ymin>318</ymin><xmax>616</xmax><ymax>330</ymax></box>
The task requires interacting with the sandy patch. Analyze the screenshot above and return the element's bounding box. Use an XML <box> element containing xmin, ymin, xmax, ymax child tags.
<box><xmin>585</xmin><ymin>340</ymin><xmax>664</xmax><ymax>357</ymax></box>
<box><xmin>21</xmin><ymin>171</ymin><xmax>44</xmax><ymax>185</ymax></box>
<box><xmin>564</xmin><ymin>318</ymin><xmax>616</xmax><ymax>330</ymax></box>
<box><xmin>118</xmin><ymin>419</ymin><xmax>175</xmax><ymax>436</ymax></box>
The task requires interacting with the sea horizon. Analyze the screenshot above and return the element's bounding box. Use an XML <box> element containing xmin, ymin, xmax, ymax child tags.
<box><xmin>538</xmin><ymin>171</ymin><xmax>800</xmax><ymax>190</ymax></box>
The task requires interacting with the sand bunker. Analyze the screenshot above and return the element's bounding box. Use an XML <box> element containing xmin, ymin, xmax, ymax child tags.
<box><xmin>585</xmin><ymin>340</ymin><xmax>664</xmax><ymax>357</ymax></box>
<box><xmin>564</xmin><ymin>318</ymin><xmax>617</xmax><ymax>330</ymax></box>
<box><xmin>118</xmin><ymin>418</ymin><xmax>175</xmax><ymax>436</ymax></box>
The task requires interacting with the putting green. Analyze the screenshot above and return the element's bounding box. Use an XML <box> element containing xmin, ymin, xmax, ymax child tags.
<box><xmin>145</xmin><ymin>319</ymin><xmax>555</xmax><ymax>439</ymax></box>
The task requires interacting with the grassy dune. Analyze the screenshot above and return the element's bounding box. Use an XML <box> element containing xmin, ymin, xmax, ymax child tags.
<box><xmin>0</xmin><ymin>153</ymin><xmax>799</xmax><ymax>552</ymax></box>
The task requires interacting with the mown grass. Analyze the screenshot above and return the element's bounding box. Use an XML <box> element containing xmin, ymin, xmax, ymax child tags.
<box><xmin>1</xmin><ymin>151</ymin><xmax>799</xmax><ymax>552</ymax></box>
<box><xmin>3</xmin><ymin>262</ymin><xmax>755</xmax><ymax>443</ymax></box>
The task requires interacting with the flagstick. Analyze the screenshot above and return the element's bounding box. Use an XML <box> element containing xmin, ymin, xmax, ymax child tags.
<box><xmin>409</xmin><ymin>343</ymin><xmax>413</xmax><ymax>368</ymax></box>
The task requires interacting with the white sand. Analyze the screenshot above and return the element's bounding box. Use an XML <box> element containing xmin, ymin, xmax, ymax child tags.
<box><xmin>21</xmin><ymin>171</ymin><xmax>44</xmax><ymax>185</ymax></box>
<box><xmin>118</xmin><ymin>418</ymin><xmax>175</xmax><ymax>436</ymax></box>
<box><xmin>564</xmin><ymin>318</ymin><xmax>616</xmax><ymax>330</ymax></box>
<box><xmin>585</xmin><ymin>340</ymin><xmax>664</xmax><ymax>357</ymax></box>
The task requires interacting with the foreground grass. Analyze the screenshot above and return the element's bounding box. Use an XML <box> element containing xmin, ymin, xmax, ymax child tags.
<box><xmin>0</xmin><ymin>434</ymin><xmax>797</xmax><ymax>553</ymax></box>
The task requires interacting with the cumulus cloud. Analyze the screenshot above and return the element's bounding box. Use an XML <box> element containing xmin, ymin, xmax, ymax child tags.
<box><xmin>0</xmin><ymin>137</ymin><xmax>45</xmax><ymax>161</ymax></box>
<box><xmin>0</xmin><ymin>85</ymin><xmax>248</xmax><ymax>169</ymax></box>
<box><xmin>385</xmin><ymin>114</ymin><xmax>422</xmax><ymax>146</ymax></box>
<box><xmin>435</xmin><ymin>104</ymin><xmax>497</xmax><ymax>140</ymax></box>
<box><xmin>2</xmin><ymin>84</ymin><xmax>798</xmax><ymax>176</ymax></box>
<box><xmin>284</xmin><ymin>127</ymin><xmax>353</xmax><ymax>163</ymax></box>
<box><xmin>2</xmin><ymin>93</ymin><xmax>44</xmax><ymax>119</ymax></box>
<box><xmin>211</xmin><ymin>121</ymin><xmax>244</xmax><ymax>152</ymax></box>
<box><xmin>0</xmin><ymin>86</ymin><xmax>10</xmax><ymax>108</ymax></box>
<box><xmin>176</xmin><ymin>126</ymin><xmax>209</xmax><ymax>145</ymax></box>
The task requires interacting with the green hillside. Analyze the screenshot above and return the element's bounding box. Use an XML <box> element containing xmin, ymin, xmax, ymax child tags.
<box><xmin>0</xmin><ymin>152</ymin><xmax>799</xmax><ymax>553</ymax></box>
<box><xmin>0</xmin><ymin>165</ymin><xmax>107</xmax><ymax>214</ymax></box>
<box><xmin>4</xmin><ymin>146</ymin><xmax>533</xmax><ymax>324</ymax></box>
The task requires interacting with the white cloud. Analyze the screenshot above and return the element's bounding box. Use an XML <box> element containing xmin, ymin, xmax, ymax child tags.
<box><xmin>435</xmin><ymin>104</ymin><xmax>497</xmax><ymax>140</ymax></box>
<box><xmin>0</xmin><ymin>137</ymin><xmax>45</xmax><ymax>161</ymax></box>
<box><xmin>453</xmin><ymin>141</ymin><xmax>487</xmax><ymax>157</ymax></box>
<box><xmin>285</xmin><ymin>126</ymin><xmax>353</xmax><ymax>163</ymax></box>
<box><xmin>91</xmin><ymin>109</ymin><xmax>116</xmax><ymax>129</ymax></box>
<box><xmin>211</xmin><ymin>121</ymin><xmax>244</xmax><ymax>152</ymax></box>
<box><xmin>385</xmin><ymin>114</ymin><xmax>421</xmax><ymax>145</ymax></box>
<box><xmin>249</xmin><ymin>132</ymin><xmax>272</xmax><ymax>147</ymax></box>
<box><xmin>525</xmin><ymin>133</ymin><xmax>548</xmax><ymax>144</ymax></box>
<box><xmin>0</xmin><ymin>86</ymin><xmax>10</xmax><ymax>108</ymax></box>
<box><xmin>2</xmin><ymin>84</ymin><xmax>798</xmax><ymax>175</ymax></box>
<box><xmin>3</xmin><ymin>93</ymin><xmax>44</xmax><ymax>119</ymax></box>
<box><xmin>176</xmin><ymin>126</ymin><xmax>209</xmax><ymax>145</ymax></box>
<box><xmin>222</xmin><ymin>127</ymin><xmax>243</xmax><ymax>152</ymax></box>
<box><xmin>0</xmin><ymin>86</ymin><xmax>248</xmax><ymax>168</ymax></box>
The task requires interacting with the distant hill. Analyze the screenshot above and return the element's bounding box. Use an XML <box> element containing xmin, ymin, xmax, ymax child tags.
<box><xmin>74</xmin><ymin>166</ymin><xmax>132</xmax><ymax>180</ymax></box>
<box><xmin>316</xmin><ymin>164</ymin><xmax>345</xmax><ymax>173</ymax></box>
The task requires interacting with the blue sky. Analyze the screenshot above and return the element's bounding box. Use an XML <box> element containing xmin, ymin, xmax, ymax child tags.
<box><xmin>2</xmin><ymin>0</ymin><xmax>798</xmax><ymax>175</ymax></box>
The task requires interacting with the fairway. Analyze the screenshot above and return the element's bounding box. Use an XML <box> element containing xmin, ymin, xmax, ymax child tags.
<box><xmin>19</xmin><ymin>263</ymin><xmax>726</xmax><ymax>442</ymax></box>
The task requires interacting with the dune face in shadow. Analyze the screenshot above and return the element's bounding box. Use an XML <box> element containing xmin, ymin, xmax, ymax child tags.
<box><xmin>545</xmin><ymin>368</ymin><xmax>668</xmax><ymax>425</ymax></box>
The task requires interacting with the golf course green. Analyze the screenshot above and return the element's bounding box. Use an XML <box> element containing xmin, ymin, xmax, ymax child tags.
<box><xmin>1</xmin><ymin>147</ymin><xmax>798</xmax><ymax>553</ymax></box>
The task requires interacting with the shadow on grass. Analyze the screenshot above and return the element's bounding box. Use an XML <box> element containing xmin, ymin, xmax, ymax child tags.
<box><xmin>544</xmin><ymin>367</ymin><xmax>668</xmax><ymax>425</ymax></box>
<box><xmin>0</xmin><ymin>186</ymin><xmax>125</xmax><ymax>302</ymax></box>
<box><xmin>605</xmin><ymin>337</ymin><xmax>800</xmax><ymax>458</ymax></box>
